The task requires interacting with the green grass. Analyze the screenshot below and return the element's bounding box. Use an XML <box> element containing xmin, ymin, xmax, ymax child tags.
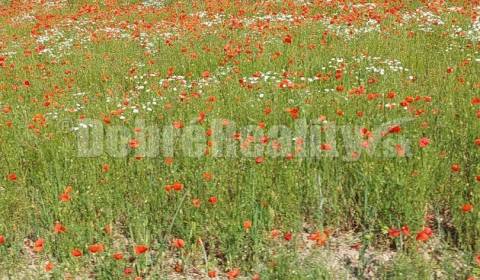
<box><xmin>1</xmin><ymin>0</ymin><xmax>480</xmax><ymax>278</ymax></box>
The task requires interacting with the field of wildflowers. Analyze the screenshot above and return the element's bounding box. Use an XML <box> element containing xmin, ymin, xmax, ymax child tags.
<box><xmin>1</xmin><ymin>0</ymin><xmax>480</xmax><ymax>279</ymax></box>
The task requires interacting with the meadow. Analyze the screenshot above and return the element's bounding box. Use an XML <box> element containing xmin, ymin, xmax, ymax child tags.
<box><xmin>1</xmin><ymin>0</ymin><xmax>480</xmax><ymax>279</ymax></box>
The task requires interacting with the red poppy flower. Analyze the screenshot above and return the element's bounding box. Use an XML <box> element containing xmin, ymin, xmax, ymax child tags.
<box><xmin>283</xmin><ymin>34</ymin><xmax>292</xmax><ymax>44</ymax></box>
<box><xmin>0</xmin><ymin>235</ymin><xmax>5</xmax><ymax>245</ymax></box>
<box><xmin>88</xmin><ymin>243</ymin><xmax>104</xmax><ymax>254</ymax></box>
<box><xmin>54</xmin><ymin>222</ymin><xmax>66</xmax><ymax>234</ymax></box>
<box><xmin>318</xmin><ymin>142</ymin><xmax>332</xmax><ymax>151</ymax></box>
<box><xmin>387</xmin><ymin>91</ymin><xmax>396</xmax><ymax>99</ymax></box>
<box><xmin>192</xmin><ymin>198</ymin><xmax>201</xmax><ymax>208</ymax></box>
<box><xmin>462</xmin><ymin>203</ymin><xmax>473</xmax><ymax>213</ymax></box>
<box><xmin>283</xmin><ymin>232</ymin><xmax>292</xmax><ymax>241</ymax></box>
<box><xmin>113</xmin><ymin>252</ymin><xmax>124</xmax><ymax>260</ymax></box>
<box><xmin>102</xmin><ymin>116</ymin><xmax>111</xmax><ymax>124</ymax></box>
<box><xmin>34</xmin><ymin>238</ymin><xmax>45</xmax><ymax>252</ymax></box>
<box><xmin>102</xmin><ymin>164</ymin><xmax>110</xmax><ymax>173</ymax></box>
<box><xmin>423</xmin><ymin>227</ymin><xmax>433</xmax><ymax>236</ymax></box>
<box><xmin>71</xmin><ymin>248</ymin><xmax>83</xmax><ymax>257</ymax></box>
<box><xmin>471</xmin><ymin>97</ymin><xmax>480</xmax><ymax>105</ymax></box>
<box><xmin>202</xmin><ymin>172</ymin><xmax>213</xmax><ymax>181</ymax></box>
<box><xmin>419</xmin><ymin>137</ymin><xmax>430</xmax><ymax>148</ymax></box>
<box><xmin>416</xmin><ymin>227</ymin><xmax>433</xmax><ymax>242</ymax></box>
<box><xmin>308</xmin><ymin>231</ymin><xmax>328</xmax><ymax>246</ymax></box>
<box><xmin>135</xmin><ymin>245</ymin><xmax>149</xmax><ymax>255</ymax></box>
<box><xmin>44</xmin><ymin>261</ymin><xmax>54</xmax><ymax>272</ymax></box>
<box><xmin>129</xmin><ymin>139</ymin><xmax>140</xmax><ymax>149</ymax></box>
<box><xmin>197</xmin><ymin>111</ymin><xmax>206</xmax><ymax>123</ymax></box>
<box><xmin>172</xmin><ymin>238</ymin><xmax>185</xmax><ymax>249</ymax></box>
<box><xmin>208</xmin><ymin>270</ymin><xmax>217</xmax><ymax>278</ymax></box>
<box><xmin>287</xmin><ymin>107</ymin><xmax>299</xmax><ymax>119</ymax></box>
<box><xmin>59</xmin><ymin>186</ymin><xmax>73</xmax><ymax>202</ymax></box>
<box><xmin>173</xmin><ymin>121</ymin><xmax>184</xmax><ymax>129</ymax></box>
<box><xmin>124</xmin><ymin>267</ymin><xmax>133</xmax><ymax>275</ymax></box>
<box><xmin>6</xmin><ymin>173</ymin><xmax>17</xmax><ymax>181</ymax></box>
<box><xmin>416</xmin><ymin>231</ymin><xmax>429</xmax><ymax>242</ymax></box>
<box><xmin>270</xmin><ymin>229</ymin><xmax>281</xmax><ymax>239</ymax></box>
<box><xmin>243</xmin><ymin>220</ymin><xmax>252</xmax><ymax>231</ymax></box>
<box><xmin>208</xmin><ymin>196</ymin><xmax>218</xmax><ymax>204</ymax></box>
<box><xmin>451</xmin><ymin>164</ymin><xmax>461</xmax><ymax>173</ymax></box>
<box><xmin>172</xmin><ymin>182</ymin><xmax>183</xmax><ymax>191</ymax></box>
<box><xmin>227</xmin><ymin>268</ymin><xmax>240</xmax><ymax>279</ymax></box>
<box><xmin>1</xmin><ymin>106</ymin><xmax>10</xmax><ymax>115</ymax></box>
<box><xmin>59</xmin><ymin>192</ymin><xmax>71</xmax><ymax>202</ymax></box>
<box><xmin>388</xmin><ymin>228</ymin><xmax>401</xmax><ymax>238</ymax></box>
<box><xmin>388</xmin><ymin>125</ymin><xmax>401</xmax><ymax>134</ymax></box>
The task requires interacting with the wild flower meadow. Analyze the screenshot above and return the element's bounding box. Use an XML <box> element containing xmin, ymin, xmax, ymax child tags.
<box><xmin>1</xmin><ymin>0</ymin><xmax>480</xmax><ymax>279</ymax></box>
